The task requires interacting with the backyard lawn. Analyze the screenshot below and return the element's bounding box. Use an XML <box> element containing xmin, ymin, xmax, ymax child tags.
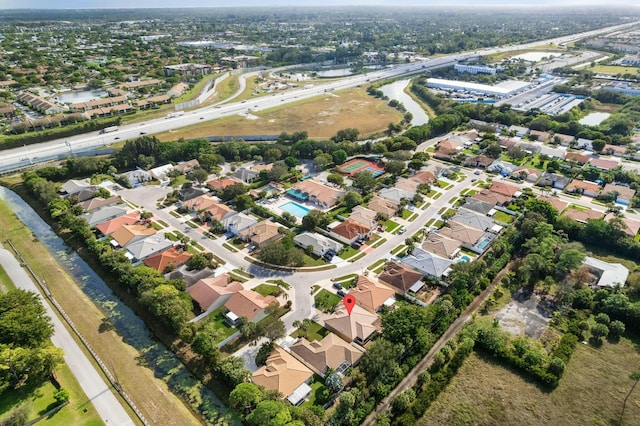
<box><xmin>493</xmin><ymin>211</ymin><xmax>514</xmax><ymax>223</ymax></box>
<box><xmin>314</xmin><ymin>289</ymin><xmax>341</xmax><ymax>312</ymax></box>
<box><xmin>290</xmin><ymin>321</ymin><xmax>330</xmax><ymax>342</ymax></box>
<box><xmin>207</xmin><ymin>308</ymin><xmax>238</xmax><ymax>344</ymax></box>
<box><xmin>253</xmin><ymin>284</ymin><xmax>282</xmax><ymax>297</ymax></box>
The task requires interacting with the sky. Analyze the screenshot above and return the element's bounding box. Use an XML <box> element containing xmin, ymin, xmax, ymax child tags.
<box><xmin>0</xmin><ymin>0</ymin><xmax>636</xmax><ymax>9</ymax></box>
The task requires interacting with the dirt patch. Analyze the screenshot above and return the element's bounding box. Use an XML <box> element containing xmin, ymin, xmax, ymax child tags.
<box><xmin>156</xmin><ymin>88</ymin><xmax>403</xmax><ymax>141</ymax></box>
<box><xmin>495</xmin><ymin>290</ymin><xmax>552</xmax><ymax>339</ymax></box>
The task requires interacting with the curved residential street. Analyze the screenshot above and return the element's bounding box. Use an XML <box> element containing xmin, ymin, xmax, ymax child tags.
<box><xmin>0</xmin><ymin>246</ymin><xmax>134</xmax><ymax>426</ymax></box>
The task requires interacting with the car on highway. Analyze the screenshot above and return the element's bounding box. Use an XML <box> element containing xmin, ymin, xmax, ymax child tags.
<box><xmin>200</xmin><ymin>117</ymin><xmax>204</xmax><ymax>120</ymax></box>
<box><xmin>114</xmin><ymin>137</ymin><xmax>120</xmax><ymax>140</ymax></box>
<box><xmin>139</xmin><ymin>132</ymin><xmax>147</xmax><ymax>135</ymax></box>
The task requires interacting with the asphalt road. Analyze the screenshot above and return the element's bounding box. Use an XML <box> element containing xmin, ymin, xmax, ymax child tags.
<box><xmin>0</xmin><ymin>20</ymin><xmax>635</xmax><ymax>173</ymax></box>
<box><xmin>0</xmin><ymin>246</ymin><xmax>134</xmax><ymax>426</ymax></box>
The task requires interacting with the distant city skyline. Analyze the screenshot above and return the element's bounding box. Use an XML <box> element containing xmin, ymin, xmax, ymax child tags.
<box><xmin>1</xmin><ymin>0</ymin><xmax>637</xmax><ymax>9</ymax></box>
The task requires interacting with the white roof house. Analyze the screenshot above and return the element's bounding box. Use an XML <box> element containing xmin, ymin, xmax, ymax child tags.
<box><xmin>293</xmin><ymin>232</ymin><xmax>343</xmax><ymax>257</ymax></box>
<box><xmin>400</xmin><ymin>247</ymin><xmax>453</xmax><ymax>280</ymax></box>
<box><xmin>149</xmin><ymin>164</ymin><xmax>174</xmax><ymax>181</ymax></box>
<box><xmin>222</xmin><ymin>213</ymin><xmax>258</xmax><ymax>236</ymax></box>
<box><xmin>583</xmin><ymin>257</ymin><xmax>629</xmax><ymax>288</ymax></box>
<box><xmin>81</xmin><ymin>206</ymin><xmax>128</xmax><ymax>227</ymax></box>
<box><xmin>126</xmin><ymin>234</ymin><xmax>174</xmax><ymax>262</ymax></box>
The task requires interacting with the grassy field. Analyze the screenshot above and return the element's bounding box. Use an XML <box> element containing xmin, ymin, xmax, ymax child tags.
<box><xmin>592</xmin><ymin>65</ymin><xmax>640</xmax><ymax>75</ymax></box>
<box><xmin>0</xmin><ymin>195</ymin><xmax>200</xmax><ymax>426</ymax></box>
<box><xmin>420</xmin><ymin>337</ymin><xmax>640</xmax><ymax>426</ymax></box>
<box><xmin>314</xmin><ymin>289</ymin><xmax>341</xmax><ymax>312</ymax></box>
<box><xmin>155</xmin><ymin>88</ymin><xmax>403</xmax><ymax>141</ymax></box>
<box><xmin>290</xmin><ymin>321</ymin><xmax>330</xmax><ymax>342</ymax></box>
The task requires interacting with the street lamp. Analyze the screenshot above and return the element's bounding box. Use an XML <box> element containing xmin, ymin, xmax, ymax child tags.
<box><xmin>65</xmin><ymin>140</ymin><xmax>73</xmax><ymax>155</ymax></box>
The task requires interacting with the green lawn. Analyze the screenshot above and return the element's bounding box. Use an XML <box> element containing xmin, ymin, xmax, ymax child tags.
<box><xmin>391</xmin><ymin>245</ymin><xmax>406</xmax><ymax>255</ymax></box>
<box><xmin>384</xmin><ymin>219</ymin><xmax>401</xmax><ymax>233</ymax></box>
<box><xmin>314</xmin><ymin>289</ymin><xmax>341</xmax><ymax>312</ymax></box>
<box><xmin>253</xmin><ymin>284</ymin><xmax>281</xmax><ymax>297</ymax></box>
<box><xmin>493</xmin><ymin>211</ymin><xmax>514</xmax><ymax>224</ymax></box>
<box><xmin>333</xmin><ymin>273</ymin><xmax>358</xmax><ymax>284</ymax></box>
<box><xmin>401</xmin><ymin>209</ymin><xmax>413</xmax><ymax>220</ymax></box>
<box><xmin>338</xmin><ymin>245</ymin><xmax>360</xmax><ymax>260</ymax></box>
<box><xmin>290</xmin><ymin>321</ymin><xmax>330</xmax><ymax>342</ymax></box>
<box><xmin>207</xmin><ymin>308</ymin><xmax>238</xmax><ymax>344</ymax></box>
<box><xmin>407</xmin><ymin>212</ymin><xmax>419</xmax><ymax>222</ymax></box>
<box><xmin>266</xmin><ymin>279</ymin><xmax>291</xmax><ymax>290</ymax></box>
<box><xmin>0</xmin><ymin>264</ymin><xmax>15</xmax><ymax>292</ymax></box>
<box><xmin>369</xmin><ymin>237</ymin><xmax>387</xmax><ymax>248</ymax></box>
<box><xmin>301</xmin><ymin>375</ymin><xmax>329</xmax><ymax>409</ymax></box>
<box><xmin>169</xmin><ymin>174</ymin><xmax>188</xmax><ymax>188</ymax></box>
<box><xmin>303</xmin><ymin>253</ymin><xmax>327</xmax><ymax>267</ymax></box>
<box><xmin>222</xmin><ymin>242</ymin><xmax>238</xmax><ymax>253</ymax></box>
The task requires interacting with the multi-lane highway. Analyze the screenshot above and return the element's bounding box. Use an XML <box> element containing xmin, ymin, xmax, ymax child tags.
<box><xmin>0</xmin><ymin>20</ymin><xmax>636</xmax><ymax>173</ymax></box>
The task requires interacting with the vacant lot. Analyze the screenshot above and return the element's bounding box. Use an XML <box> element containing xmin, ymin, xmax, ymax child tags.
<box><xmin>420</xmin><ymin>337</ymin><xmax>640</xmax><ymax>426</ymax></box>
<box><xmin>0</xmin><ymin>196</ymin><xmax>199</xmax><ymax>426</ymax></box>
<box><xmin>592</xmin><ymin>65</ymin><xmax>639</xmax><ymax>75</ymax></box>
<box><xmin>156</xmin><ymin>88</ymin><xmax>403</xmax><ymax>141</ymax></box>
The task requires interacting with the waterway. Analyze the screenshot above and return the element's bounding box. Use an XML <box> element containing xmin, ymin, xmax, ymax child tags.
<box><xmin>379</xmin><ymin>79</ymin><xmax>430</xmax><ymax>126</ymax></box>
<box><xmin>53</xmin><ymin>89</ymin><xmax>108</xmax><ymax>104</ymax></box>
<box><xmin>579</xmin><ymin>112</ymin><xmax>611</xmax><ymax>126</ymax></box>
<box><xmin>0</xmin><ymin>186</ymin><xmax>234</xmax><ymax>425</ymax></box>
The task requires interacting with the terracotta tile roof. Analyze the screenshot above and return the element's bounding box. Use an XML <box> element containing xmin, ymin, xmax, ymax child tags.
<box><xmin>252</xmin><ymin>346</ymin><xmax>313</xmax><ymax>398</ymax></box>
<box><xmin>472</xmin><ymin>190</ymin><xmax>511</xmax><ymax>206</ymax></box>
<box><xmin>529</xmin><ymin>129</ymin><xmax>551</xmax><ymax>141</ymax></box>
<box><xmin>565</xmin><ymin>179</ymin><xmax>601</xmax><ymax>195</ymax></box>
<box><xmin>183</xmin><ymin>195</ymin><xmax>218</xmax><ymax>211</ymax></box>
<box><xmin>606</xmin><ymin>214</ymin><xmax>640</xmax><ymax>237</ymax></box>
<box><xmin>290</xmin><ymin>333</ymin><xmax>364</xmax><ymax>375</ymax></box>
<box><xmin>367</xmin><ymin>195</ymin><xmax>398</xmax><ymax>217</ymax></box>
<box><xmin>111</xmin><ymin>223</ymin><xmax>155</xmax><ymax>247</ymax></box>
<box><xmin>207</xmin><ymin>178</ymin><xmax>239</xmax><ymax>191</ymax></box>
<box><xmin>174</xmin><ymin>159</ymin><xmax>200</xmax><ymax>173</ymax></box>
<box><xmin>603</xmin><ymin>183</ymin><xmax>636</xmax><ymax>201</ymax></box>
<box><xmin>603</xmin><ymin>144</ymin><xmax>627</xmax><ymax>155</ymax></box>
<box><xmin>489</xmin><ymin>181</ymin><xmax>520</xmax><ymax>197</ymax></box>
<box><xmin>323</xmin><ymin>305</ymin><xmax>380</xmax><ymax>343</ymax></box>
<box><xmin>95</xmin><ymin>211</ymin><xmax>141</xmax><ymax>236</ymax></box>
<box><xmin>563</xmin><ymin>208</ymin><xmax>602</xmax><ymax>223</ymax></box>
<box><xmin>410</xmin><ymin>171</ymin><xmax>436</xmax><ymax>184</ymax></box>
<box><xmin>439</xmin><ymin>221</ymin><xmax>484</xmax><ymax>245</ymax></box>
<box><xmin>538</xmin><ymin>196</ymin><xmax>568</xmax><ymax>213</ymax></box>
<box><xmin>186</xmin><ymin>274</ymin><xmax>243</xmax><ymax>311</ymax></box>
<box><xmin>143</xmin><ymin>246</ymin><xmax>191</xmax><ymax>272</ymax></box>
<box><xmin>203</xmin><ymin>201</ymin><xmax>236</xmax><ymax>222</ymax></box>
<box><xmin>565</xmin><ymin>152</ymin><xmax>590</xmax><ymax>164</ymax></box>
<box><xmin>378</xmin><ymin>260</ymin><xmax>424</xmax><ymax>294</ymax></box>
<box><xmin>347</xmin><ymin>276</ymin><xmax>395</xmax><ymax>313</ymax></box>
<box><xmin>589</xmin><ymin>158</ymin><xmax>618</xmax><ymax>170</ymax></box>
<box><xmin>422</xmin><ymin>232</ymin><xmax>461</xmax><ymax>259</ymax></box>
<box><xmin>331</xmin><ymin>220</ymin><xmax>371</xmax><ymax>240</ymax></box>
<box><xmin>224</xmin><ymin>290</ymin><xmax>278</xmax><ymax>322</ymax></box>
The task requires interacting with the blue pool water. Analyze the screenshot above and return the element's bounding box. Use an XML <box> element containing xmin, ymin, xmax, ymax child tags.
<box><xmin>280</xmin><ymin>201</ymin><xmax>311</xmax><ymax>218</ymax></box>
<box><xmin>476</xmin><ymin>239</ymin><xmax>491</xmax><ymax>250</ymax></box>
<box><xmin>457</xmin><ymin>255</ymin><xmax>471</xmax><ymax>263</ymax></box>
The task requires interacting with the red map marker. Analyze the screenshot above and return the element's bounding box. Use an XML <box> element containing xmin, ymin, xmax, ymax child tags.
<box><xmin>343</xmin><ymin>295</ymin><xmax>356</xmax><ymax>316</ymax></box>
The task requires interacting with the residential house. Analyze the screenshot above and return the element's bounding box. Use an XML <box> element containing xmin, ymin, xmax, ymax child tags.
<box><xmin>508</xmin><ymin>125</ymin><xmax>529</xmax><ymax>137</ymax></box>
<box><xmin>222</xmin><ymin>213</ymin><xmax>258</xmax><ymax>236</ymax></box>
<box><xmin>149</xmin><ymin>164</ymin><xmax>174</xmax><ymax>182</ymax></box>
<box><xmin>529</xmin><ymin>129</ymin><xmax>551</xmax><ymax>142</ymax></box>
<box><xmin>240</xmin><ymin>220</ymin><xmax>283</xmax><ymax>248</ymax></box>
<box><xmin>17</xmin><ymin>91</ymin><xmax>62</xmax><ymax>115</ymax></box>
<box><xmin>367</xmin><ymin>195</ymin><xmax>399</xmax><ymax>218</ymax></box>
<box><xmin>410</xmin><ymin>170</ymin><xmax>437</xmax><ymax>185</ymax></box>
<box><xmin>564</xmin><ymin>152</ymin><xmax>590</xmax><ymax>165</ymax></box>
<box><xmin>536</xmin><ymin>172</ymin><xmax>571</xmax><ymax>190</ymax></box>
<box><xmin>290</xmin><ymin>180</ymin><xmax>345</xmax><ymax>209</ymax></box>
<box><xmin>67</xmin><ymin>188</ymin><xmax>99</xmax><ymax>203</ymax></box>
<box><xmin>206</xmin><ymin>178</ymin><xmax>239</xmax><ymax>193</ymax></box>
<box><xmin>249</xmin><ymin>182</ymin><xmax>285</xmax><ymax>199</ymax></box>
<box><xmin>472</xmin><ymin>190</ymin><xmax>511</xmax><ymax>207</ymax></box>
<box><xmin>583</xmin><ymin>257</ymin><xmax>629</xmax><ymax>288</ymax></box>
<box><xmin>395</xmin><ymin>177</ymin><xmax>419</xmax><ymax>194</ymax></box>
<box><xmin>464</xmin><ymin>155</ymin><xmax>494</xmax><ymax>169</ymax></box>
<box><xmin>252</xmin><ymin>346</ymin><xmax>314</xmax><ymax>406</ymax></box>
<box><xmin>186</xmin><ymin>274</ymin><xmax>243</xmax><ymax>313</ymax></box>
<box><xmin>563</xmin><ymin>207</ymin><xmax>602</xmax><ymax>223</ymax></box>
<box><xmin>224</xmin><ymin>290</ymin><xmax>278</xmax><ymax>326</ymax></box>
<box><xmin>538</xmin><ymin>195</ymin><xmax>568</xmax><ymax>213</ymax></box>
<box><xmin>378</xmin><ymin>260</ymin><xmax>425</xmax><ymax>295</ymax></box>
<box><xmin>323</xmin><ymin>305</ymin><xmax>380</xmax><ymax>345</ymax></box>
<box><xmin>330</xmin><ymin>220</ymin><xmax>372</xmax><ymax>244</ymax></box>
<box><xmin>59</xmin><ymin>178</ymin><xmax>93</xmax><ymax>196</ymax></box>
<box><xmin>589</xmin><ymin>158</ymin><xmax>618</xmax><ymax>171</ymax></box>
<box><xmin>293</xmin><ymin>232</ymin><xmax>343</xmax><ymax>257</ymax></box>
<box><xmin>422</xmin><ymin>232</ymin><xmax>461</xmax><ymax>259</ymax></box>
<box><xmin>565</xmin><ymin>179</ymin><xmax>601</xmax><ymax>198</ymax></box>
<box><xmin>451</xmin><ymin>208</ymin><xmax>495</xmax><ymax>232</ymax></box>
<box><xmin>439</xmin><ymin>221</ymin><xmax>485</xmax><ymax>249</ymax></box>
<box><xmin>553</xmin><ymin>133</ymin><xmax>574</xmax><ymax>146</ymax></box>
<box><xmin>489</xmin><ymin>181</ymin><xmax>521</xmax><ymax>198</ymax></box>
<box><xmin>434</xmin><ymin>139</ymin><xmax>462</xmax><ymax>160</ymax></box>
<box><xmin>143</xmin><ymin>246</ymin><xmax>192</xmax><ymax>273</ymax></box>
<box><xmin>201</xmin><ymin>201</ymin><xmax>237</xmax><ymax>223</ymax></box>
<box><xmin>488</xmin><ymin>160</ymin><xmax>517</xmax><ymax>177</ymax></box>
<box><xmin>460</xmin><ymin>198</ymin><xmax>495</xmax><ymax>216</ymax></box>
<box><xmin>349</xmin><ymin>206</ymin><xmax>377</xmax><ymax>230</ymax></box>
<box><xmin>576</xmin><ymin>138</ymin><xmax>594</xmax><ymax>151</ymax></box>
<box><xmin>251</xmin><ymin>163</ymin><xmax>274</xmax><ymax>173</ymax></box>
<box><xmin>539</xmin><ymin>145</ymin><xmax>565</xmax><ymax>159</ymax></box>
<box><xmin>95</xmin><ymin>211</ymin><xmax>141</xmax><ymax>236</ymax></box>
<box><xmin>174</xmin><ymin>159</ymin><xmax>200</xmax><ymax>174</ymax></box>
<box><xmin>81</xmin><ymin>206</ymin><xmax>128</xmax><ymax>227</ymax></box>
<box><xmin>167</xmin><ymin>82</ymin><xmax>189</xmax><ymax>98</ymax></box>
<box><xmin>401</xmin><ymin>247</ymin><xmax>453</xmax><ymax>281</ymax></box>
<box><xmin>603</xmin><ymin>183</ymin><xmax>636</xmax><ymax>205</ymax></box>
<box><xmin>182</xmin><ymin>195</ymin><xmax>219</xmax><ymax>212</ymax></box>
<box><xmin>233</xmin><ymin>167</ymin><xmax>260</xmax><ymax>183</ymax></box>
<box><xmin>178</xmin><ymin>186</ymin><xmax>209</xmax><ymax>202</ymax></box>
<box><xmin>78</xmin><ymin>196</ymin><xmax>122</xmax><ymax>212</ymax></box>
<box><xmin>603</xmin><ymin>144</ymin><xmax>627</xmax><ymax>157</ymax></box>
<box><xmin>125</xmin><ymin>234</ymin><xmax>173</xmax><ymax>263</ymax></box>
<box><xmin>110</xmin><ymin>223</ymin><xmax>156</xmax><ymax>248</ymax></box>
<box><xmin>498</xmin><ymin>138</ymin><xmax>517</xmax><ymax>150</ymax></box>
<box><xmin>513</xmin><ymin>167</ymin><xmax>541</xmax><ymax>183</ymax></box>
<box><xmin>120</xmin><ymin>169</ymin><xmax>152</xmax><ymax>187</ymax></box>
<box><xmin>290</xmin><ymin>334</ymin><xmax>364</xmax><ymax>377</ymax></box>
<box><xmin>346</xmin><ymin>276</ymin><xmax>395</xmax><ymax>313</ymax></box>
<box><xmin>605</xmin><ymin>213</ymin><xmax>640</xmax><ymax>237</ymax></box>
<box><xmin>378</xmin><ymin>187</ymin><xmax>413</xmax><ymax>205</ymax></box>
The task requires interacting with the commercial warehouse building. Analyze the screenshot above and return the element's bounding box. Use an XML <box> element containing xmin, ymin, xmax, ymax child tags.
<box><xmin>425</xmin><ymin>78</ymin><xmax>532</xmax><ymax>98</ymax></box>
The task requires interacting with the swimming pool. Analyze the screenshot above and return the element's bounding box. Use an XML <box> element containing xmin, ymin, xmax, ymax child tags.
<box><xmin>280</xmin><ymin>201</ymin><xmax>311</xmax><ymax>218</ymax></box>
<box><xmin>476</xmin><ymin>239</ymin><xmax>491</xmax><ymax>250</ymax></box>
<box><xmin>457</xmin><ymin>255</ymin><xmax>471</xmax><ymax>263</ymax></box>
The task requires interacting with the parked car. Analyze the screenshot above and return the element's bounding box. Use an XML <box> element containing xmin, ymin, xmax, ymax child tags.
<box><xmin>337</xmin><ymin>290</ymin><xmax>346</xmax><ymax>297</ymax></box>
<box><xmin>351</xmin><ymin>241</ymin><xmax>363</xmax><ymax>249</ymax></box>
<box><xmin>398</xmin><ymin>228</ymin><xmax>406</xmax><ymax>235</ymax></box>
<box><xmin>332</xmin><ymin>283</ymin><xmax>343</xmax><ymax>290</ymax></box>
